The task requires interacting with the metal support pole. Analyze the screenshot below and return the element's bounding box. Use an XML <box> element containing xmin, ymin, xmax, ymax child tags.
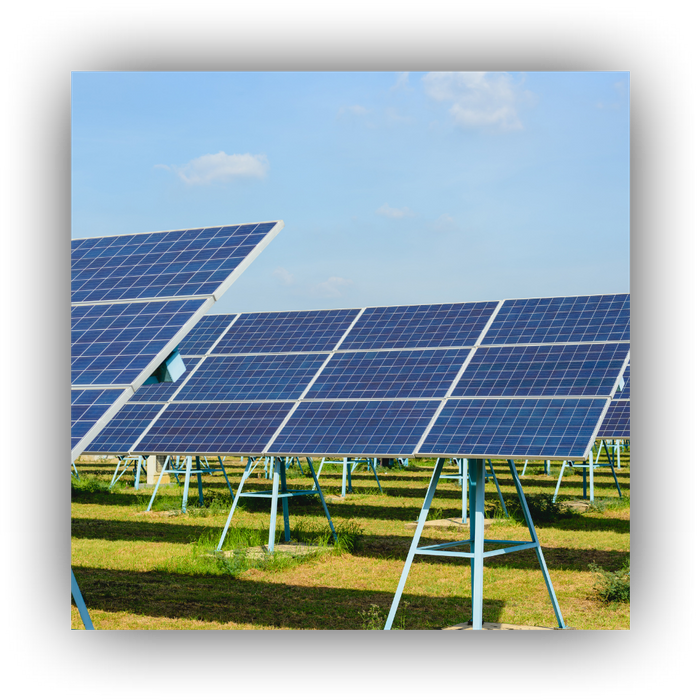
<box><xmin>218</xmin><ymin>456</ymin><xmax>235</xmax><ymax>500</ymax></box>
<box><xmin>506</xmin><ymin>460</ymin><xmax>566</xmax><ymax>628</ymax></box>
<box><xmin>553</xmin><ymin>461</ymin><xmax>567</xmax><ymax>503</ymax></box>
<box><xmin>268</xmin><ymin>457</ymin><xmax>281</xmax><ymax>552</ymax></box>
<box><xmin>280</xmin><ymin>456</ymin><xmax>291</xmax><ymax>542</ymax></box>
<box><xmin>487</xmin><ymin>459</ymin><xmax>509</xmax><ymax>518</ymax></box>
<box><xmin>196</xmin><ymin>456</ymin><xmax>204</xmax><ymax>506</ymax></box>
<box><xmin>602</xmin><ymin>442</ymin><xmax>623</xmax><ymax>497</ymax></box>
<box><xmin>306</xmin><ymin>458</ymin><xmax>337</xmax><ymax>542</ymax></box>
<box><xmin>384</xmin><ymin>458</ymin><xmax>445</xmax><ymax>630</ymax></box>
<box><xmin>134</xmin><ymin>455</ymin><xmax>143</xmax><ymax>490</ymax></box>
<box><xmin>461</xmin><ymin>459</ymin><xmax>468</xmax><ymax>524</ymax></box>
<box><xmin>71</xmin><ymin>569</ymin><xmax>95</xmax><ymax>630</ymax></box>
<box><xmin>146</xmin><ymin>455</ymin><xmax>171</xmax><ymax>511</ymax></box>
<box><xmin>582</xmin><ymin>458</ymin><xmax>588</xmax><ymax>500</ymax></box>
<box><xmin>468</xmin><ymin>458</ymin><xmax>486</xmax><ymax>630</ymax></box>
<box><xmin>182</xmin><ymin>456</ymin><xmax>192</xmax><ymax>513</ymax></box>
<box><xmin>589</xmin><ymin>450</ymin><xmax>594</xmax><ymax>502</ymax></box>
<box><xmin>369</xmin><ymin>459</ymin><xmax>383</xmax><ymax>492</ymax></box>
<box><xmin>217</xmin><ymin>457</ymin><xmax>256</xmax><ymax>550</ymax></box>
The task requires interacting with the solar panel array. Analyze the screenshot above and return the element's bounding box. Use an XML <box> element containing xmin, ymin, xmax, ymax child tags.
<box><xmin>70</xmin><ymin>221</ymin><xmax>284</xmax><ymax>460</ymax></box>
<box><xmin>86</xmin><ymin>293</ymin><xmax>630</xmax><ymax>460</ymax></box>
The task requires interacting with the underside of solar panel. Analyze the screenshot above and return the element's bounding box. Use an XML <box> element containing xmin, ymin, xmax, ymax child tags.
<box><xmin>85</xmin><ymin>293</ymin><xmax>630</xmax><ymax>460</ymax></box>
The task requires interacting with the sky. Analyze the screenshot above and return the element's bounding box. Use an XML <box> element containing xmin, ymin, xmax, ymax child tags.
<box><xmin>71</xmin><ymin>71</ymin><xmax>629</xmax><ymax>315</ymax></box>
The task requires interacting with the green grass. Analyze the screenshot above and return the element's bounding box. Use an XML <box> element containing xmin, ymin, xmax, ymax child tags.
<box><xmin>72</xmin><ymin>453</ymin><xmax>630</xmax><ymax>630</ymax></box>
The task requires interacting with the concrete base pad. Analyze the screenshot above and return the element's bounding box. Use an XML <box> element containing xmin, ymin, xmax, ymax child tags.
<box><xmin>214</xmin><ymin>542</ymin><xmax>330</xmax><ymax>561</ymax></box>
<box><xmin>405</xmin><ymin>518</ymin><xmax>494</xmax><ymax>530</ymax></box>
<box><xmin>444</xmin><ymin>621</ymin><xmax>568</xmax><ymax>630</ymax></box>
<box><xmin>561</xmin><ymin>500</ymin><xmax>592</xmax><ymax>513</ymax></box>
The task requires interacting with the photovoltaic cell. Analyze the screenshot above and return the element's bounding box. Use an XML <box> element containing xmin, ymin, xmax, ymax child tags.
<box><xmin>482</xmin><ymin>294</ymin><xmax>630</xmax><ymax>345</ymax></box>
<box><xmin>135</xmin><ymin>402</ymin><xmax>294</xmax><ymax>455</ymax></box>
<box><xmin>71</xmin><ymin>223</ymin><xmax>277</xmax><ymax>303</ymax></box>
<box><xmin>85</xmin><ymin>402</ymin><xmax>165</xmax><ymax>454</ymax></box>
<box><xmin>71</xmin><ymin>298</ymin><xmax>206</xmax><ymax>385</ymax></box>
<box><xmin>271</xmin><ymin>400</ymin><xmax>439</xmax><ymax>456</ymax></box>
<box><xmin>306</xmin><ymin>349</ymin><xmax>471</xmax><ymax>400</ymax></box>
<box><xmin>597</xmin><ymin>400</ymin><xmax>630</xmax><ymax>439</ymax></box>
<box><xmin>419</xmin><ymin>398</ymin><xmax>608</xmax><ymax>458</ymax></box>
<box><xmin>340</xmin><ymin>301</ymin><xmax>498</xmax><ymax>350</ymax></box>
<box><xmin>213</xmin><ymin>308</ymin><xmax>359</xmax><ymax>354</ymax></box>
<box><xmin>452</xmin><ymin>343</ymin><xmax>630</xmax><ymax>398</ymax></box>
<box><xmin>173</xmin><ymin>354</ymin><xmax>328</xmax><ymax>402</ymax></box>
<box><xmin>178</xmin><ymin>314</ymin><xmax>235</xmax><ymax>356</ymax></box>
<box><xmin>71</xmin><ymin>388</ymin><xmax>126</xmax><ymax>449</ymax></box>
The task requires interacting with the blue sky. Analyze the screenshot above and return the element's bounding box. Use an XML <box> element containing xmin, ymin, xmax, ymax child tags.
<box><xmin>71</xmin><ymin>71</ymin><xmax>629</xmax><ymax>314</ymax></box>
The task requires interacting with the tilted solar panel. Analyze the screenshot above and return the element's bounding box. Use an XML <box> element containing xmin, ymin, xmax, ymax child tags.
<box><xmin>86</xmin><ymin>402</ymin><xmax>165</xmax><ymax>454</ymax></box>
<box><xmin>104</xmin><ymin>292</ymin><xmax>629</xmax><ymax>460</ymax></box>
<box><xmin>178</xmin><ymin>314</ymin><xmax>237</xmax><ymax>356</ymax></box>
<box><xmin>597</xmin><ymin>400</ymin><xmax>630</xmax><ymax>439</ymax></box>
<box><xmin>71</xmin><ymin>220</ymin><xmax>284</xmax><ymax>461</ymax></box>
<box><xmin>71</xmin><ymin>388</ymin><xmax>129</xmax><ymax>450</ymax></box>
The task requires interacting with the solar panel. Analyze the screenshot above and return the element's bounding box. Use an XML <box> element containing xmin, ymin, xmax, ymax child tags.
<box><xmin>71</xmin><ymin>220</ymin><xmax>284</xmax><ymax>461</ymax></box>
<box><xmin>597</xmin><ymin>400</ymin><xmax>630</xmax><ymax>439</ymax></box>
<box><xmin>178</xmin><ymin>314</ymin><xmax>237</xmax><ymax>356</ymax></box>
<box><xmin>71</xmin><ymin>388</ymin><xmax>129</xmax><ymax>449</ymax></box>
<box><xmin>85</xmin><ymin>402</ymin><xmax>166</xmax><ymax>454</ymax></box>
<box><xmin>114</xmin><ymin>292</ymin><xmax>629</xmax><ymax>461</ymax></box>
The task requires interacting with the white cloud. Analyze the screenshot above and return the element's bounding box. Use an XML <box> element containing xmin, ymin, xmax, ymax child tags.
<box><xmin>312</xmin><ymin>276</ymin><xmax>353</xmax><ymax>298</ymax></box>
<box><xmin>158</xmin><ymin>151</ymin><xmax>269</xmax><ymax>184</ymax></box>
<box><xmin>390</xmin><ymin>72</ymin><xmax>411</xmax><ymax>91</ymax></box>
<box><xmin>376</xmin><ymin>203</ymin><xmax>416</xmax><ymax>219</ymax></box>
<box><xmin>273</xmin><ymin>267</ymin><xmax>294</xmax><ymax>285</ymax></box>
<box><xmin>422</xmin><ymin>72</ymin><xmax>528</xmax><ymax>131</ymax></box>
<box><xmin>433</xmin><ymin>214</ymin><xmax>455</xmax><ymax>231</ymax></box>
<box><xmin>337</xmin><ymin>105</ymin><xmax>370</xmax><ymax>118</ymax></box>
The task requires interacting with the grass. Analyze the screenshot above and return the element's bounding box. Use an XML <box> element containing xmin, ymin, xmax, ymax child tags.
<box><xmin>72</xmin><ymin>452</ymin><xmax>630</xmax><ymax>630</ymax></box>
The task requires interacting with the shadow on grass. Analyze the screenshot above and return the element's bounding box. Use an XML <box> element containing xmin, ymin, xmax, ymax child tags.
<box><xmin>71</xmin><ymin>565</ymin><xmax>506</xmax><ymax>630</ymax></box>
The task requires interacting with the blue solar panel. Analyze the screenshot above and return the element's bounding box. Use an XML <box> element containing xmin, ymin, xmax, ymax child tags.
<box><xmin>617</xmin><ymin>364</ymin><xmax>630</xmax><ymax>399</ymax></box>
<box><xmin>419</xmin><ymin>398</ymin><xmax>608</xmax><ymax>458</ymax></box>
<box><xmin>214</xmin><ymin>308</ymin><xmax>359</xmax><ymax>354</ymax></box>
<box><xmin>340</xmin><ymin>301</ymin><xmax>499</xmax><ymax>351</ymax></box>
<box><xmin>306</xmin><ymin>349</ymin><xmax>471</xmax><ymax>400</ymax></box>
<box><xmin>270</xmin><ymin>400</ymin><xmax>439</xmax><ymax>456</ymax></box>
<box><xmin>173</xmin><ymin>354</ymin><xmax>328</xmax><ymax>402</ymax></box>
<box><xmin>482</xmin><ymin>294</ymin><xmax>630</xmax><ymax>345</ymax></box>
<box><xmin>452</xmin><ymin>343</ymin><xmax>630</xmax><ymax>398</ymax></box>
<box><xmin>178</xmin><ymin>314</ymin><xmax>234</xmax><ymax>356</ymax></box>
<box><xmin>84</xmin><ymin>402</ymin><xmax>165</xmax><ymax>454</ymax></box>
<box><xmin>71</xmin><ymin>299</ymin><xmax>206</xmax><ymax>386</ymax></box>
<box><xmin>71</xmin><ymin>388</ymin><xmax>127</xmax><ymax>449</ymax></box>
<box><xmin>130</xmin><ymin>368</ymin><xmax>196</xmax><ymax>402</ymax></box>
<box><xmin>71</xmin><ymin>222</ymin><xmax>279</xmax><ymax>303</ymax></box>
<box><xmin>134</xmin><ymin>402</ymin><xmax>294</xmax><ymax>455</ymax></box>
<box><xmin>598</xmin><ymin>400</ymin><xmax>630</xmax><ymax>438</ymax></box>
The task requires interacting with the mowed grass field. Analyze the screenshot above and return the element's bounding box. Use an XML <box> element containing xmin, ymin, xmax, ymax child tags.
<box><xmin>71</xmin><ymin>451</ymin><xmax>630</xmax><ymax>630</ymax></box>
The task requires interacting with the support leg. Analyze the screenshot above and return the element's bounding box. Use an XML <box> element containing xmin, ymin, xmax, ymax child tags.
<box><xmin>553</xmin><ymin>461</ymin><xmax>567</xmax><ymax>503</ymax></box>
<box><xmin>146</xmin><ymin>455</ymin><xmax>170</xmax><ymax>512</ymax></box>
<box><xmin>218</xmin><ymin>456</ymin><xmax>235</xmax><ymax>500</ymax></box>
<box><xmin>384</xmin><ymin>458</ymin><xmax>445</xmax><ymax>630</ymax></box>
<box><xmin>134</xmin><ymin>455</ymin><xmax>143</xmax><ymax>490</ymax></box>
<box><xmin>369</xmin><ymin>459</ymin><xmax>383</xmax><ymax>493</ymax></box>
<box><xmin>603</xmin><ymin>441</ymin><xmax>623</xmax><ymax>497</ymax></box>
<box><xmin>461</xmin><ymin>459</ymin><xmax>468</xmax><ymax>524</ymax></box>
<box><xmin>196</xmin><ymin>456</ymin><xmax>204</xmax><ymax>506</ymax></box>
<box><xmin>217</xmin><ymin>458</ymin><xmax>256</xmax><ymax>550</ymax></box>
<box><xmin>507</xmin><ymin>460</ymin><xmax>566</xmax><ymax>628</ymax></box>
<box><xmin>488</xmin><ymin>459</ymin><xmax>509</xmax><ymax>518</ymax></box>
<box><xmin>306</xmin><ymin>457</ymin><xmax>337</xmax><ymax>542</ymax></box>
<box><xmin>71</xmin><ymin>569</ymin><xmax>95</xmax><ymax>630</ymax></box>
<box><xmin>268</xmin><ymin>458</ymin><xmax>281</xmax><ymax>552</ymax></box>
<box><xmin>182</xmin><ymin>456</ymin><xmax>192</xmax><ymax>513</ymax></box>
<box><xmin>589</xmin><ymin>450</ymin><xmax>594</xmax><ymax>502</ymax></box>
<box><xmin>109</xmin><ymin>456</ymin><xmax>124</xmax><ymax>488</ymax></box>
<box><xmin>468</xmin><ymin>458</ymin><xmax>486</xmax><ymax>630</ymax></box>
<box><xmin>280</xmin><ymin>456</ymin><xmax>291</xmax><ymax>543</ymax></box>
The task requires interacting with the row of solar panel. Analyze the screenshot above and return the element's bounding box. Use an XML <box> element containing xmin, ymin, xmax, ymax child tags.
<box><xmin>78</xmin><ymin>393</ymin><xmax>608</xmax><ymax>459</ymax></box>
<box><xmin>124</xmin><ymin>343</ymin><xmax>629</xmax><ymax>403</ymax></box>
<box><xmin>71</xmin><ymin>294</ymin><xmax>630</xmax><ymax>388</ymax></box>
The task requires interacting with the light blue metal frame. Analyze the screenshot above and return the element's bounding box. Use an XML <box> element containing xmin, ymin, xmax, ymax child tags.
<box><xmin>109</xmin><ymin>454</ymin><xmax>146</xmax><ymax>490</ymax></box>
<box><xmin>71</xmin><ymin>461</ymin><xmax>80</xmax><ymax>479</ymax></box>
<box><xmin>216</xmin><ymin>456</ymin><xmax>337</xmax><ymax>553</ymax></box>
<box><xmin>521</xmin><ymin>459</ymin><xmax>551</xmax><ymax>476</ymax></box>
<box><xmin>71</xmin><ymin>569</ymin><xmax>95</xmax><ymax>630</ymax></box>
<box><xmin>146</xmin><ymin>455</ymin><xmax>235</xmax><ymax>513</ymax></box>
<box><xmin>384</xmin><ymin>457</ymin><xmax>566</xmax><ymax>630</ymax></box>
<box><xmin>317</xmin><ymin>456</ymin><xmax>383</xmax><ymax>495</ymax></box>
<box><xmin>553</xmin><ymin>448</ymin><xmax>622</xmax><ymax>503</ymax></box>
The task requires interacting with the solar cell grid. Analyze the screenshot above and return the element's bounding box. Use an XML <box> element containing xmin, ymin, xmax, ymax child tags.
<box><xmin>85</xmin><ymin>402</ymin><xmax>165</xmax><ymax>454</ymax></box>
<box><xmin>71</xmin><ymin>222</ymin><xmax>278</xmax><ymax>303</ymax></box>
<box><xmin>174</xmin><ymin>354</ymin><xmax>328</xmax><ymax>402</ymax></box>
<box><xmin>214</xmin><ymin>308</ymin><xmax>359</xmax><ymax>354</ymax></box>
<box><xmin>306</xmin><ymin>348</ymin><xmax>471</xmax><ymax>400</ymax></box>
<box><xmin>483</xmin><ymin>294</ymin><xmax>630</xmax><ymax>345</ymax></box>
<box><xmin>135</xmin><ymin>402</ymin><xmax>294</xmax><ymax>455</ymax></box>
<box><xmin>419</xmin><ymin>398</ymin><xmax>608</xmax><ymax>458</ymax></box>
<box><xmin>178</xmin><ymin>314</ymin><xmax>235</xmax><ymax>356</ymax></box>
<box><xmin>340</xmin><ymin>301</ymin><xmax>498</xmax><ymax>350</ymax></box>
<box><xmin>71</xmin><ymin>388</ymin><xmax>127</xmax><ymax>449</ymax></box>
<box><xmin>452</xmin><ymin>343</ymin><xmax>630</xmax><ymax>398</ymax></box>
<box><xmin>598</xmin><ymin>400</ymin><xmax>630</xmax><ymax>439</ymax></box>
<box><xmin>271</xmin><ymin>400</ymin><xmax>439</xmax><ymax>456</ymax></box>
<box><xmin>71</xmin><ymin>299</ymin><xmax>206</xmax><ymax>386</ymax></box>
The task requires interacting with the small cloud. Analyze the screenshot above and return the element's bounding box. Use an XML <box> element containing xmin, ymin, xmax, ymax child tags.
<box><xmin>433</xmin><ymin>214</ymin><xmax>455</xmax><ymax>231</ymax></box>
<box><xmin>157</xmin><ymin>151</ymin><xmax>269</xmax><ymax>184</ymax></box>
<box><xmin>376</xmin><ymin>203</ymin><xmax>416</xmax><ymax>219</ymax></box>
<box><xmin>312</xmin><ymin>276</ymin><xmax>353</xmax><ymax>298</ymax></box>
<box><xmin>337</xmin><ymin>105</ymin><xmax>370</xmax><ymax>118</ymax></box>
<box><xmin>390</xmin><ymin>72</ymin><xmax>411</xmax><ymax>92</ymax></box>
<box><xmin>422</xmin><ymin>72</ymin><xmax>530</xmax><ymax>131</ymax></box>
<box><xmin>273</xmin><ymin>267</ymin><xmax>294</xmax><ymax>285</ymax></box>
